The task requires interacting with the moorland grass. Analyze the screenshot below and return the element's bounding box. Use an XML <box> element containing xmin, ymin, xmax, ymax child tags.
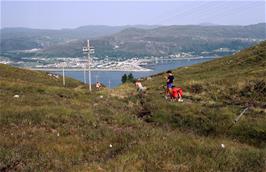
<box><xmin>0</xmin><ymin>42</ymin><xmax>265</xmax><ymax>171</ymax></box>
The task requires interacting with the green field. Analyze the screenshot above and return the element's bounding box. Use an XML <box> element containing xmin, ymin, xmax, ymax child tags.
<box><xmin>0</xmin><ymin>42</ymin><xmax>265</xmax><ymax>171</ymax></box>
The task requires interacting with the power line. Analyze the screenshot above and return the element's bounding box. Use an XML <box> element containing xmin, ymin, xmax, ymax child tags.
<box><xmin>109</xmin><ymin>79</ymin><xmax>111</xmax><ymax>88</ymax></box>
<box><xmin>148</xmin><ymin>1</ymin><xmax>207</xmax><ymax>25</ymax></box>
<box><xmin>156</xmin><ymin>2</ymin><xmax>211</xmax><ymax>24</ymax></box>
<box><xmin>62</xmin><ymin>64</ymin><xmax>65</xmax><ymax>86</ymax></box>
<box><xmin>198</xmin><ymin>2</ymin><xmax>263</xmax><ymax>24</ymax></box>
<box><xmin>152</xmin><ymin>1</ymin><xmax>264</xmax><ymax>25</ymax></box>
<box><xmin>83</xmin><ymin>63</ymin><xmax>86</xmax><ymax>84</ymax></box>
<box><xmin>83</xmin><ymin>40</ymin><xmax>95</xmax><ymax>92</ymax></box>
<box><xmin>175</xmin><ymin>2</ymin><xmax>225</xmax><ymax>21</ymax></box>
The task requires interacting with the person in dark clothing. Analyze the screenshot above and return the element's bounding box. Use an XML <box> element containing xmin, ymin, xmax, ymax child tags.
<box><xmin>165</xmin><ymin>70</ymin><xmax>174</xmax><ymax>98</ymax></box>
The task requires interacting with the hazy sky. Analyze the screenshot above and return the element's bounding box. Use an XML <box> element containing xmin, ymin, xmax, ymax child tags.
<box><xmin>1</xmin><ymin>1</ymin><xmax>265</xmax><ymax>29</ymax></box>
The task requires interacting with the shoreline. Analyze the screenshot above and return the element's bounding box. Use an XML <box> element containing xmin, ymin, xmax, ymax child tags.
<box><xmin>26</xmin><ymin>68</ymin><xmax>153</xmax><ymax>72</ymax></box>
<box><xmin>22</xmin><ymin>57</ymin><xmax>218</xmax><ymax>72</ymax></box>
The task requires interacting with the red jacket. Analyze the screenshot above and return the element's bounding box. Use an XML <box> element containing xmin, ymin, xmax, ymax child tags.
<box><xmin>172</xmin><ymin>87</ymin><xmax>183</xmax><ymax>98</ymax></box>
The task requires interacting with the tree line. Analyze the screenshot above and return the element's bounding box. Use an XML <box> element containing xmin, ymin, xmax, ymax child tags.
<box><xmin>121</xmin><ymin>73</ymin><xmax>135</xmax><ymax>83</ymax></box>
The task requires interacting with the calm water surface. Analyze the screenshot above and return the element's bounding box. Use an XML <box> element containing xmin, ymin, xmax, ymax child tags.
<box><xmin>52</xmin><ymin>58</ymin><xmax>215</xmax><ymax>88</ymax></box>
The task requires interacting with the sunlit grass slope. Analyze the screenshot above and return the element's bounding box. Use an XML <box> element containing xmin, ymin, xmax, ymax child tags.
<box><xmin>140</xmin><ymin>41</ymin><xmax>266</xmax><ymax>146</ymax></box>
<box><xmin>0</xmin><ymin>42</ymin><xmax>265</xmax><ymax>171</ymax></box>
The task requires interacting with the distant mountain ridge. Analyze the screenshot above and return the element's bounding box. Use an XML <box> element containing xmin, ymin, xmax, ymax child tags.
<box><xmin>90</xmin><ymin>23</ymin><xmax>266</xmax><ymax>58</ymax></box>
<box><xmin>0</xmin><ymin>25</ymin><xmax>159</xmax><ymax>51</ymax></box>
<box><xmin>1</xmin><ymin>23</ymin><xmax>265</xmax><ymax>59</ymax></box>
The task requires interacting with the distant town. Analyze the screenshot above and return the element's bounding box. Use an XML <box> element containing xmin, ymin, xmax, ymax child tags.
<box><xmin>0</xmin><ymin>51</ymin><xmax>225</xmax><ymax>71</ymax></box>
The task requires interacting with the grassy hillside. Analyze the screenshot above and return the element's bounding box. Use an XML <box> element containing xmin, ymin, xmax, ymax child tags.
<box><xmin>138</xmin><ymin>41</ymin><xmax>266</xmax><ymax>146</ymax></box>
<box><xmin>0</xmin><ymin>42</ymin><xmax>265</xmax><ymax>171</ymax></box>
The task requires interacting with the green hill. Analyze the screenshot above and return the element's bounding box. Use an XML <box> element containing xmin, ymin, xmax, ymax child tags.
<box><xmin>1</xmin><ymin>23</ymin><xmax>265</xmax><ymax>59</ymax></box>
<box><xmin>0</xmin><ymin>42</ymin><xmax>265</xmax><ymax>171</ymax></box>
<box><xmin>36</xmin><ymin>23</ymin><xmax>266</xmax><ymax>58</ymax></box>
